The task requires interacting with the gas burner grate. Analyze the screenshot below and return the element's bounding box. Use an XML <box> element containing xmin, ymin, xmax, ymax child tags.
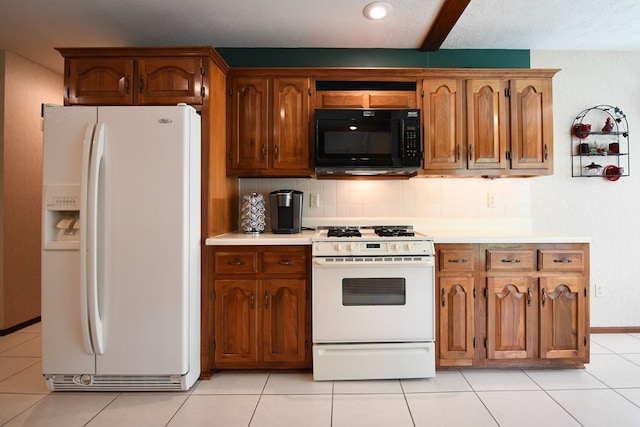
<box><xmin>327</xmin><ymin>228</ymin><xmax>362</xmax><ymax>238</ymax></box>
<box><xmin>373</xmin><ymin>227</ymin><xmax>415</xmax><ymax>237</ymax></box>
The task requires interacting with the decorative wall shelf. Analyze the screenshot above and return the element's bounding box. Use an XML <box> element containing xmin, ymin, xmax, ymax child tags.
<box><xmin>571</xmin><ymin>105</ymin><xmax>629</xmax><ymax>180</ymax></box>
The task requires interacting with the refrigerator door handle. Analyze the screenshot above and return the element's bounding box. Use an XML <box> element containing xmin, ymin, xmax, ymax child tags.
<box><xmin>79</xmin><ymin>123</ymin><xmax>96</xmax><ymax>355</ymax></box>
<box><xmin>86</xmin><ymin>122</ymin><xmax>106</xmax><ymax>355</ymax></box>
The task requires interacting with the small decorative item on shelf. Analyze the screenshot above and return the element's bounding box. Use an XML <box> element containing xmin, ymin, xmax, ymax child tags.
<box><xmin>602</xmin><ymin>117</ymin><xmax>614</xmax><ymax>133</ymax></box>
<box><xmin>589</xmin><ymin>143</ymin><xmax>607</xmax><ymax>155</ymax></box>
<box><xmin>609</xmin><ymin>142</ymin><xmax>619</xmax><ymax>153</ymax></box>
<box><xmin>603</xmin><ymin>165</ymin><xmax>623</xmax><ymax>181</ymax></box>
<box><xmin>572</xmin><ymin>123</ymin><xmax>591</xmax><ymax>138</ymax></box>
<box><xmin>584</xmin><ymin>162</ymin><xmax>602</xmax><ymax>175</ymax></box>
<box><xmin>240</xmin><ymin>192</ymin><xmax>266</xmax><ymax>233</ymax></box>
<box><xmin>578</xmin><ymin>143</ymin><xmax>590</xmax><ymax>154</ymax></box>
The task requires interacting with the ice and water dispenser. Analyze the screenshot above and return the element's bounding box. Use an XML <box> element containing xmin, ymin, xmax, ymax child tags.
<box><xmin>43</xmin><ymin>184</ymin><xmax>81</xmax><ymax>249</ymax></box>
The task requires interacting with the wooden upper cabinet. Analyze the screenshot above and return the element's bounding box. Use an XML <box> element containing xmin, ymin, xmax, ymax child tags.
<box><xmin>315</xmin><ymin>90</ymin><xmax>417</xmax><ymax>109</ymax></box>
<box><xmin>422</xmin><ymin>79</ymin><xmax>464</xmax><ymax>171</ymax></box>
<box><xmin>66</xmin><ymin>58</ymin><xmax>134</xmax><ymax>105</ymax></box>
<box><xmin>229</xmin><ymin>78</ymin><xmax>270</xmax><ymax>171</ymax></box>
<box><xmin>228</xmin><ymin>76</ymin><xmax>312</xmax><ymax>176</ymax></box>
<box><xmin>466</xmin><ymin>79</ymin><xmax>508</xmax><ymax>170</ymax></box>
<box><xmin>509</xmin><ymin>79</ymin><xmax>553</xmax><ymax>171</ymax></box>
<box><xmin>64</xmin><ymin>56</ymin><xmax>205</xmax><ymax>106</ymax></box>
<box><xmin>136</xmin><ymin>57</ymin><xmax>204</xmax><ymax>105</ymax></box>
<box><xmin>272</xmin><ymin>78</ymin><xmax>311</xmax><ymax>171</ymax></box>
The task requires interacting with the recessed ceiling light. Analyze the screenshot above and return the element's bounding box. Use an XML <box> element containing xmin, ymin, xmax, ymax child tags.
<box><xmin>363</xmin><ymin>2</ymin><xmax>393</xmax><ymax>20</ymax></box>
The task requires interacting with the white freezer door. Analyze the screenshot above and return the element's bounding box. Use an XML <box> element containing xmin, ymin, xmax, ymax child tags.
<box><xmin>91</xmin><ymin>106</ymin><xmax>197</xmax><ymax>375</ymax></box>
<box><xmin>42</xmin><ymin>106</ymin><xmax>98</xmax><ymax>375</ymax></box>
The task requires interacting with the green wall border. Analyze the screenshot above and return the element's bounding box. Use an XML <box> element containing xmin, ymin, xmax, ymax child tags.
<box><xmin>216</xmin><ymin>48</ymin><xmax>530</xmax><ymax>68</ymax></box>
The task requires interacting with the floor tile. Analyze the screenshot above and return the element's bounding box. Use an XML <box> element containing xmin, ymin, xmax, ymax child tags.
<box><xmin>0</xmin><ymin>393</ymin><xmax>47</xmax><ymax>425</ymax></box>
<box><xmin>250</xmin><ymin>394</ymin><xmax>331</xmax><ymax>427</ymax></box>
<box><xmin>524</xmin><ymin>368</ymin><xmax>607</xmax><ymax>390</ymax></box>
<box><xmin>0</xmin><ymin>356</ymin><xmax>40</xmax><ymax>381</ymax></box>
<box><xmin>0</xmin><ymin>336</ymin><xmax>41</xmax><ymax>357</ymax></box>
<box><xmin>549</xmin><ymin>389</ymin><xmax>640</xmax><ymax>427</ymax></box>
<box><xmin>622</xmin><ymin>353</ymin><xmax>640</xmax><ymax>367</ymax></box>
<box><xmin>461</xmin><ymin>369</ymin><xmax>541</xmax><ymax>391</ymax></box>
<box><xmin>406</xmin><ymin>392</ymin><xmax>497</xmax><ymax>427</ymax></box>
<box><xmin>401</xmin><ymin>370</ymin><xmax>472</xmax><ymax>393</ymax></box>
<box><xmin>0</xmin><ymin>362</ymin><xmax>50</xmax><ymax>394</ymax></box>
<box><xmin>86</xmin><ymin>393</ymin><xmax>188</xmax><ymax>426</ymax></box>
<box><xmin>192</xmin><ymin>371</ymin><xmax>268</xmax><ymax>395</ymax></box>
<box><xmin>478</xmin><ymin>390</ymin><xmax>580</xmax><ymax>427</ymax></box>
<box><xmin>332</xmin><ymin>394</ymin><xmax>413</xmax><ymax>427</ymax></box>
<box><xmin>616</xmin><ymin>388</ymin><xmax>640</xmax><ymax>407</ymax></box>
<box><xmin>333</xmin><ymin>379</ymin><xmax>402</xmax><ymax>394</ymax></box>
<box><xmin>0</xmin><ymin>334</ymin><xmax>38</xmax><ymax>354</ymax></box>
<box><xmin>586</xmin><ymin>354</ymin><xmax>640</xmax><ymax>388</ymax></box>
<box><xmin>168</xmin><ymin>395</ymin><xmax>259</xmax><ymax>427</ymax></box>
<box><xmin>2</xmin><ymin>393</ymin><xmax>117</xmax><ymax>427</ymax></box>
<box><xmin>263</xmin><ymin>372</ymin><xmax>333</xmax><ymax>395</ymax></box>
<box><xmin>590</xmin><ymin>340</ymin><xmax>613</xmax><ymax>354</ymax></box>
<box><xmin>591</xmin><ymin>333</ymin><xmax>640</xmax><ymax>353</ymax></box>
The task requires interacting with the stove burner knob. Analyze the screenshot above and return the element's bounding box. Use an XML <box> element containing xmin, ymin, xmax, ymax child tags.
<box><xmin>391</xmin><ymin>243</ymin><xmax>400</xmax><ymax>251</ymax></box>
<box><xmin>405</xmin><ymin>243</ymin><xmax>414</xmax><ymax>251</ymax></box>
<box><xmin>349</xmin><ymin>243</ymin><xmax>357</xmax><ymax>252</ymax></box>
<box><xmin>334</xmin><ymin>243</ymin><xmax>343</xmax><ymax>252</ymax></box>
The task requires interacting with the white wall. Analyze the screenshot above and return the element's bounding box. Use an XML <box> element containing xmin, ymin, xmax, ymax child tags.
<box><xmin>240</xmin><ymin>50</ymin><xmax>640</xmax><ymax>327</ymax></box>
<box><xmin>530</xmin><ymin>50</ymin><xmax>640</xmax><ymax>328</ymax></box>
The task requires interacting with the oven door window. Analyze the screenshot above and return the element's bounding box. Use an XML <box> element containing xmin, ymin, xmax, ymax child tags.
<box><xmin>342</xmin><ymin>278</ymin><xmax>406</xmax><ymax>306</ymax></box>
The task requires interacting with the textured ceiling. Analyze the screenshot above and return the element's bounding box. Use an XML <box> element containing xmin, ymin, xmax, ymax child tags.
<box><xmin>1</xmin><ymin>0</ymin><xmax>639</xmax><ymax>73</ymax></box>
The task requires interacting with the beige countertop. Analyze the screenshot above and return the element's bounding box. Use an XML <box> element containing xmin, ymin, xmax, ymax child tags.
<box><xmin>205</xmin><ymin>228</ymin><xmax>590</xmax><ymax>246</ymax></box>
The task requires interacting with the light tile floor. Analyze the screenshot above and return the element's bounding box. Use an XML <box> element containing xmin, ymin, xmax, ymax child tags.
<box><xmin>1</xmin><ymin>324</ymin><xmax>639</xmax><ymax>426</ymax></box>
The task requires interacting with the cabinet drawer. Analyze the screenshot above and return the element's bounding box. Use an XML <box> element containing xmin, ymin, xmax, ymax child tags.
<box><xmin>486</xmin><ymin>250</ymin><xmax>535</xmax><ymax>271</ymax></box>
<box><xmin>215</xmin><ymin>252</ymin><xmax>258</xmax><ymax>274</ymax></box>
<box><xmin>438</xmin><ymin>249</ymin><xmax>475</xmax><ymax>272</ymax></box>
<box><xmin>263</xmin><ymin>252</ymin><xmax>307</xmax><ymax>274</ymax></box>
<box><xmin>538</xmin><ymin>250</ymin><xmax>585</xmax><ymax>272</ymax></box>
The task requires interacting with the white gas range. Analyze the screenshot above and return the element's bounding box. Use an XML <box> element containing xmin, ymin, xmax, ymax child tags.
<box><xmin>311</xmin><ymin>225</ymin><xmax>436</xmax><ymax>381</ymax></box>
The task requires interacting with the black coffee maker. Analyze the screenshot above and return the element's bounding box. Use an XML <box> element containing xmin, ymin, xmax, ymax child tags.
<box><xmin>269</xmin><ymin>190</ymin><xmax>303</xmax><ymax>234</ymax></box>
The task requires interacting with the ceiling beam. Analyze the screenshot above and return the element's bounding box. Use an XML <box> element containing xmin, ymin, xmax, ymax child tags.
<box><xmin>419</xmin><ymin>0</ymin><xmax>471</xmax><ymax>51</ymax></box>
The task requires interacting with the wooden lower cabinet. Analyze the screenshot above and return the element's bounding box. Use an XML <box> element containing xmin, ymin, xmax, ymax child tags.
<box><xmin>436</xmin><ymin>243</ymin><xmax>590</xmax><ymax>369</ymax></box>
<box><xmin>211</xmin><ymin>246</ymin><xmax>311</xmax><ymax>370</ymax></box>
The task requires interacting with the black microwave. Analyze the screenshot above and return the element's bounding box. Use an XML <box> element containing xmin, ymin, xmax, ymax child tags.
<box><xmin>314</xmin><ymin>109</ymin><xmax>422</xmax><ymax>176</ymax></box>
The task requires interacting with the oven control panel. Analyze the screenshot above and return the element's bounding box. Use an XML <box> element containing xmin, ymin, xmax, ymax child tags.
<box><xmin>313</xmin><ymin>240</ymin><xmax>434</xmax><ymax>256</ymax></box>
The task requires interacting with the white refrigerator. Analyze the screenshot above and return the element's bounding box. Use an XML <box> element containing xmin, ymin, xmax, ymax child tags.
<box><xmin>41</xmin><ymin>105</ymin><xmax>201</xmax><ymax>391</ymax></box>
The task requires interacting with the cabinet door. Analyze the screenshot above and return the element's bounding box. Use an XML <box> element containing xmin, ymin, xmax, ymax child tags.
<box><xmin>466</xmin><ymin>79</ymin><xmax>507</xmax><ymax>170</ymax></box>
<box><xmin>422</xmin><ymin>79</ymin><xmax>464</xmax><ymax>171</ymax></box>
<box><xmin>66</xmin><ymin>58</ymin><xmax>134</xmax><ymax>105</ymax></box>
<box><xmin>509</xmin><ymin>79</ymin><xmax>553</xmax><ymax>170</ymax></box>
<box><xmin>214</xmin><ymin>280</ymin><xmax>258</xmax><ymax>364</ymax></box>
<box><xmin>229</xmin><ymin>78</ymin><xmax>270</xmax><ymax>171</ymax></box>
<box><xmin>262</xmin><ymin>279</ymin><xmax>307</xmax><ymax>363</ymax></box>
<box><xmin>136</xmin><ymin>57</ymin><xmax>204</xmax><ymax>105</ymax></box>
<box><xmin>539</xmin><ymin>277</ymin><xmax>587</xmax><ymax>360</ymax></box>
<box><xmin>438</xmin><ymin>276</ymin><xmax>475</xmax><ymax>366</ymax></box>
<box><xmin>271</xmin><ymin>78</ymin><xmax>311</xmax><ymax>172</ymax></box>
<box><xmin>486</xmin><ymin>276</ymin><xmax>537</xmax><ymax>359</ymax></box>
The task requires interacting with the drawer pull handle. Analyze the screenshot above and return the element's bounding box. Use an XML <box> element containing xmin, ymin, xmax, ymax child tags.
<box><xmin>553</xmin><ymin>259</ymin><xmax>573</xmax><ymax>263</ymax></box>
<box><xmin>541</xmin><ymin>288</ymin><xmax>547</xmax><ymax>307</ymax></box>
<box><xmin>441</xmin><ymin>288</ymin><xmax>446</xmax><ymax>307</ymax></box>
<box><xmin>279</xmin><ymin>260</ymin><xmax>293</xmax><ymax>265</ymax></box>
<box><xmin>447</xmin><ymin>258</ymin><xmax>468</xmax><ymax>264</ymax></box>
<box><xmin>227</xmin><ymin>261</ymin><xmax>245</xmax><ymax>266</ymax></box>
<box><xmin>501</xmin><ymin>259</ymin><xmax>521</xmax><ymax>264</ymax></box>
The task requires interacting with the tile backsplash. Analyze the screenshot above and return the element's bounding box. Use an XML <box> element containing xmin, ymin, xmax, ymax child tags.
<box><xmin>240</xmin><ymin>177</ymin><xmax>532</xmax><ymax>226</ymax></box>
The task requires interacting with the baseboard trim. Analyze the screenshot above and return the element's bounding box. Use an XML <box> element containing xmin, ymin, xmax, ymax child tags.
<box><xmin>0</xmin><ymin>317</ymin><xmax>41</xmax><ymax>336</ymax></box>
<box><xmin>591</xmin><ymin>326</ymin><xmax>640</xmax><ymax>334</ymax></box>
